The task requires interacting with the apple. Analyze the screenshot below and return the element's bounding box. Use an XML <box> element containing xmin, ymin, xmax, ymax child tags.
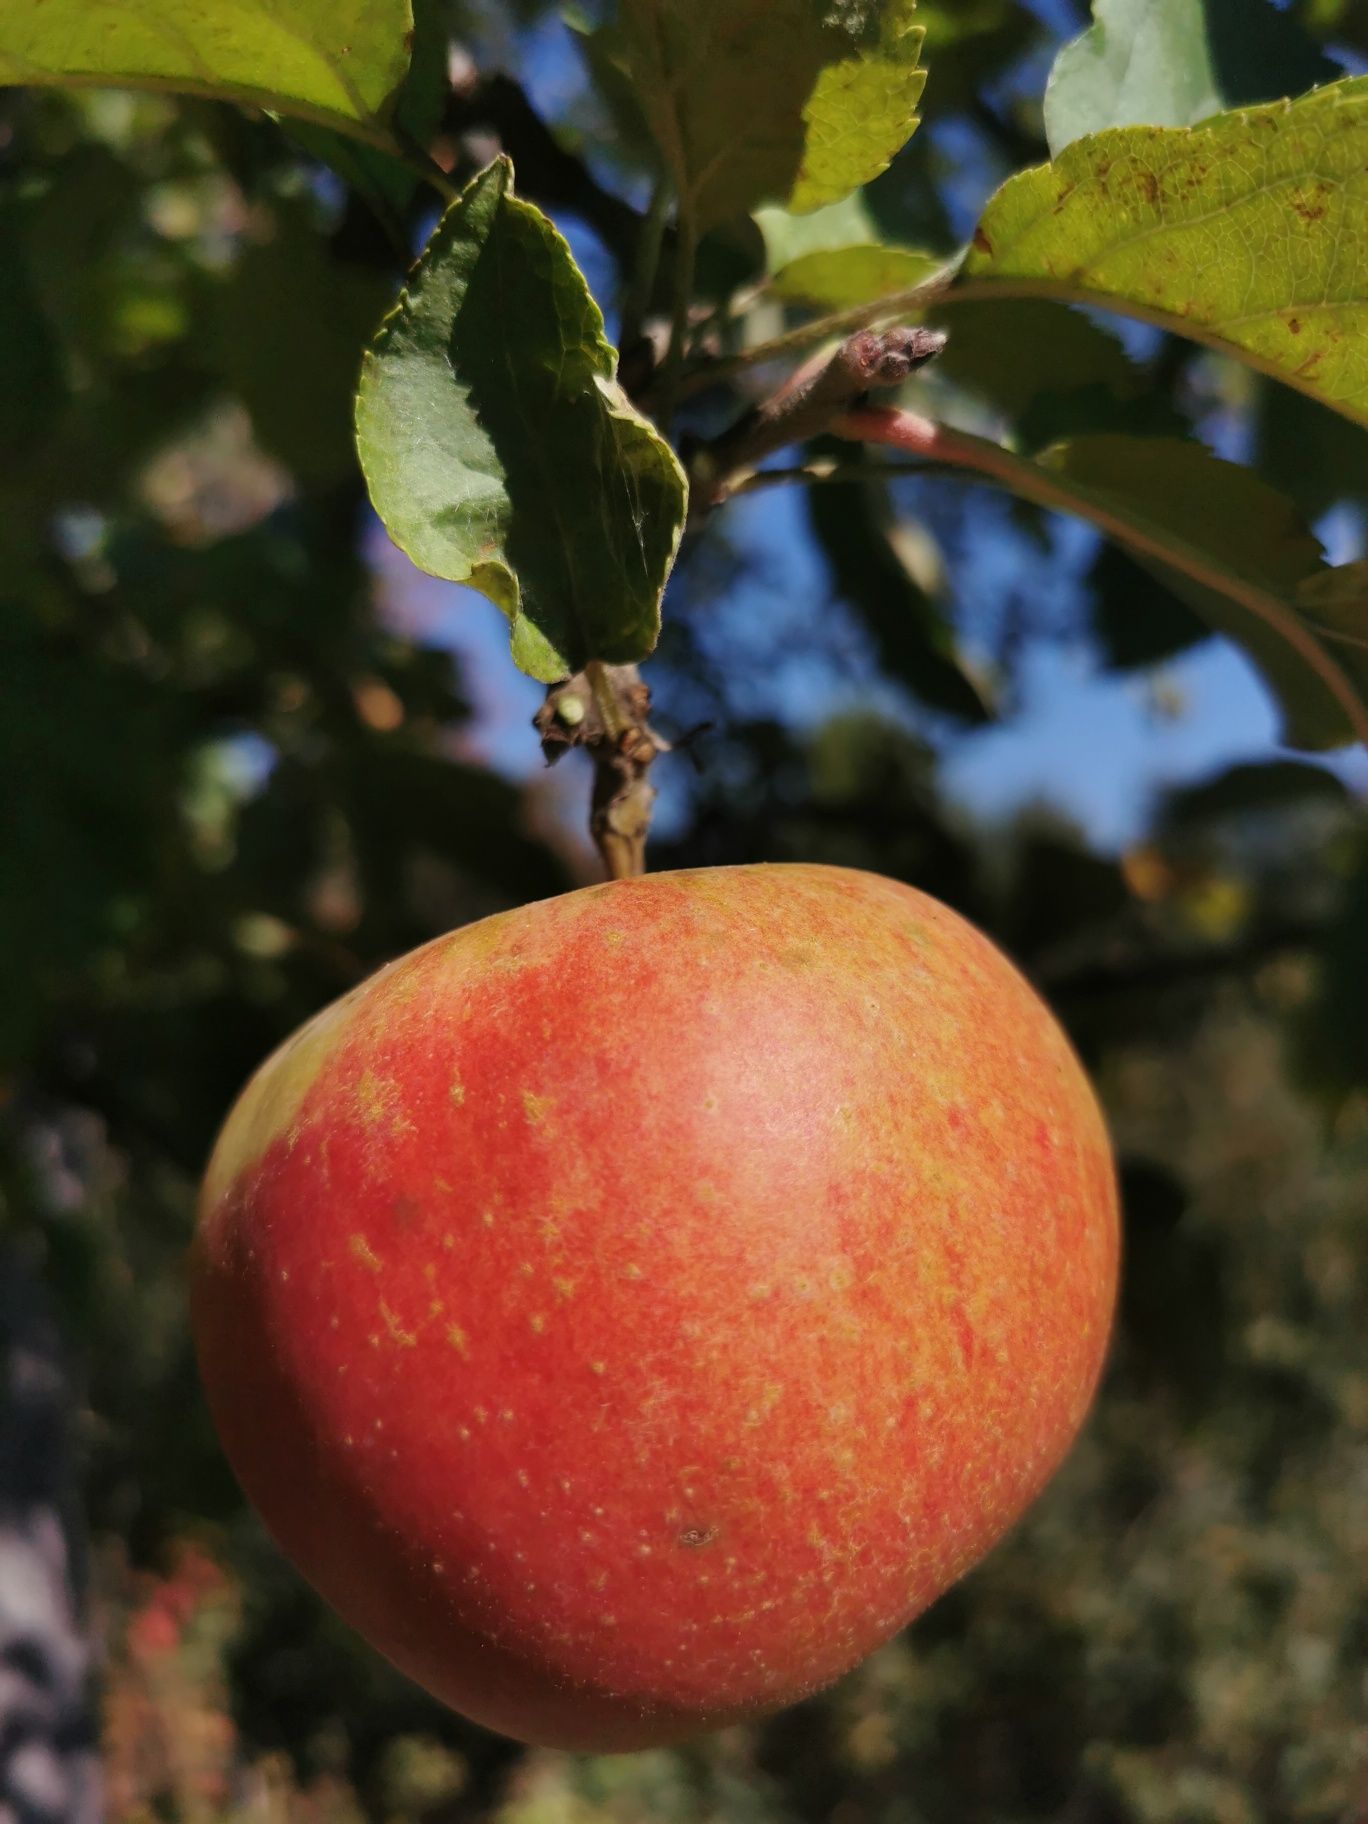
<box><xmin>191</xmin><ymin>863</ymin><xmax>1118</xmax><ymax>1751</ymax></box>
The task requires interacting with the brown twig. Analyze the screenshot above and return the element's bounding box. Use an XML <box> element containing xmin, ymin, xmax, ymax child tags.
<box><xmin>690</xmin><ymin>326</ymin><xmax>946</xmax><ymax>517</ymax></box>
<box><xmin>534</xmin><ymin>664</ymin><xmax>671</xmax><ymax>880</ymax></box>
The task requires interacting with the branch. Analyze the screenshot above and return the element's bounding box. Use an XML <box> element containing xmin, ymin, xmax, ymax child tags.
<box><xmin>691</xmin><ymin>326</ymin><xmax>946</xmax><ymax>516</ymax></box>
<box><xmin>670</xmin><ymin>264</ymin><xmax>959</xmax><ymax>403</ymax></box>
<box><xmin>534</xmin><ymin>665</ymin><xmax>671</xmax><ymax>880</ymax></box>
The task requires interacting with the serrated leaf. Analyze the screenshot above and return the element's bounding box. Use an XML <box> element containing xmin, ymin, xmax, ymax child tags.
<box><xmin>962</xmin><ymin>80</ymin><xmax>1368</xmax><ymax>427</ymax></box>
<box><xmin>791</xmin><ymin>0</ymin><xmax>927</xmax><ymax>213</ymax></box>
<box><xmin>355</xmin><ymin>158</ymin><xmax>687</xmax><ymax>684</ymax></box>
<box><xmin>1045</xmin><ymin>0</ymin><xmax>1340</xmax><ymax>154</ymax></box>
<box><xmin>0</xmin><ymin>0</ymin><xmax>412</xmax><ymax>140</ymax></box>
<box><xmin>610</xmin><ymin>0</ymin><xmax>925</xmax><ymax>232</ymax></box>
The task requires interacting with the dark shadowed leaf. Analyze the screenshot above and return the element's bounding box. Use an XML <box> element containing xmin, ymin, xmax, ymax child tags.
<box><xmin>917</xmin><ymin>0</ymin><xmax>1039</xmax><ymax>119</ymax></box>
<box><xmin>1253</xmin><ymin>380</ymin><xmax>1368</xmax><ymax>518</ymax></box>
<box><xmin>216</xmin><ymin>206</ymin><xmax>392</xmax><ymax>485</ymax></box>
<box><xmin>1159</xmin><ymin>761</ymin><xmax>1349</xmax><ymax>839</ymax></box>
<box><xmin>914</xmin><ymin>429</ymin><xmax>1367</xmax><ymax>747</ymax></box>
<box><xmin>932</xmin><ymin>297</ymin><xmax>1192</xmax><ymax>447</ymax></box>
<box><xmin>1090</xmin><ymin>542</ymin><xmax>1209</xmax><ymax>672</ymax></box>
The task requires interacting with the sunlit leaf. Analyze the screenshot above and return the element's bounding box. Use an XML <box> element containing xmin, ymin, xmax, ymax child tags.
<box><xmin>1045</xmin><ymin>0</ymin><xmax>1340</xmax><ymax>153</ymax></box>
<box><xmin>963</xmin><ymin>80</ymin><xmax>1368</xmax><ymax>426</ymax></box>
<box><xmin>0</xmin><ymin>0</ymin><xmax>413</xmax><ymax>139</ymax></box>
<box><xmin>771</xmin><ymin>243</ymin><xmax>944</xmax><ymax>309</ymax></box>
<box><xmin>355</xmin><ymin>158</ymin><xmax>687</xmax><ymax>683</ymax></box>
<box><xmin>287</xmin><ymin>0</ymin><xmax>449</xmax><ymax>235</ymax></box>
<box><xmin>755</xmin><ymin>193</ymin><xmax>943</xmax><ymax>308</ymax></box>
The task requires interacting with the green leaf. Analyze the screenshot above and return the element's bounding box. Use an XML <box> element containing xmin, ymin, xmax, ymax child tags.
<box><xmin>1253</xmin><ymin>380</ymin><xmax>1368</xmax><ymax>518</ymax></box>
<box><xmin>755</xmin><ymin>194</ymin><xmax>943</xmax><ymax>308</ymax></box>
<box><xmin>0</xmin><ymin>0</ymin><xmax>412</xmax><ymax>140</ymax></box>
<box><xmin>355</xmin><ymin>158</ymin><xmax>687</xmax><ymax>684</ymax></box>
<box><xmin>609</xmin><ymin>0</ymin><xmax>925</xmax><ymax>231</ymax></box>
<box><xmin>932</xmin><ymin>298</ymin><xmax>1148</xmax><ymax>420</ymax></box>
<box><xmin>962</xmin><ymin>80</ymin><xmax>1368</xmax><ymax>427</ymax></box>
<box><xmin>0</xmin><ymin>200</ymin><xmax>63</xmax><ymax>463</ymax></box>
<box><xmin>1090</xmin><ymin>543</ymin><xmax>1208</xmax><ymax>672</ymax></box>
<box><xmin>771</xmin><ymin>242</ymin><xmax>944</xmax><ymax>309</ymax></box>
<box><xmin>905</xmin><ymin>428</ymin><xmax>1368</xmax><ymax>748</ymax></box>
<box><xmin>1045</xmin><ymin>0</ymin><xmax>1341</xmax><ymax>154</ymax></box>
<box><xmin>287</xmin><ymin>0</ymin><xmax>450</xmax><ymax>236</ymax></box>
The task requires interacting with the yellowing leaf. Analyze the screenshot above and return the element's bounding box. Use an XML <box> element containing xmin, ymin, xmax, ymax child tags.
<box><xmin>0</xmin><ymin>0</ymin><xmax>412</xmax><ymax>139</ymax></box>
<box><xmin>961</xmin><ymin>79</ymin><xmax>1368</xmax><ymax>426</ymax></box>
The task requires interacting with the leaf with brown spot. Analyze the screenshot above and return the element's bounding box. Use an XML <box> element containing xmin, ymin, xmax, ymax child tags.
<box><xmin>960</xmin><ymin>79</ymin><xmax>1368</xmax><ymax>427</ymax></box>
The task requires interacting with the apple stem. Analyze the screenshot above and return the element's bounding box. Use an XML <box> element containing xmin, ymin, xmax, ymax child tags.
<box><xmin>535</xmin><ymin>664</ymin><xmax>671</xmax><ymax>880</ymax></box>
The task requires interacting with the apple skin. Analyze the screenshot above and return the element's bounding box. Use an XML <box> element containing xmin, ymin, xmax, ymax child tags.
<box><xmin>191</xmin><ymin>864</ymin><xmax>1118</xmax><ymax>1751</ymax></box>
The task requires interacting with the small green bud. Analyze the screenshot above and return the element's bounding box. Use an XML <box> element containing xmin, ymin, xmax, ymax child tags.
<box><xmin>556</xmin><ymin>695</ymin><xmax>587</xmax><ymax>728</ymax></box>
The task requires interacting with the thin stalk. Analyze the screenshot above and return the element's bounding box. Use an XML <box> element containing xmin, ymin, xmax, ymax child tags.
<box><xmin>720</xmin><ymin>457</ymin><xmax>963</xmax><ymax>499</ymax></box>
<box><xmin>619</xmin><ymin>174</ymin><xmax>672</xmax><ymax>357</ymax></box>
<box><xmin>655</xmin><ymin>205</ymin><xmax>698</xmax><ymax>423</ymax></box>
<box><xmin>387</xmin><ymin>125</ymin><xmax>462</xmax><ymax>205</ymax></box>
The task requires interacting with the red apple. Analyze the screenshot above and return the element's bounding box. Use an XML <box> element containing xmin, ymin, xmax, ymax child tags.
<box><xmin>191</xmin><ymin>864</ymin><xmax>1118</xmax><ymax>1750</ymax></box>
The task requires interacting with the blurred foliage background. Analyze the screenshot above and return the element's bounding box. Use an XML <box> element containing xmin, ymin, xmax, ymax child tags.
<box><xmin>3</xmin><ymin>1</ymin><xmax>1368</xmax><ymax>1820</ymax></box>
